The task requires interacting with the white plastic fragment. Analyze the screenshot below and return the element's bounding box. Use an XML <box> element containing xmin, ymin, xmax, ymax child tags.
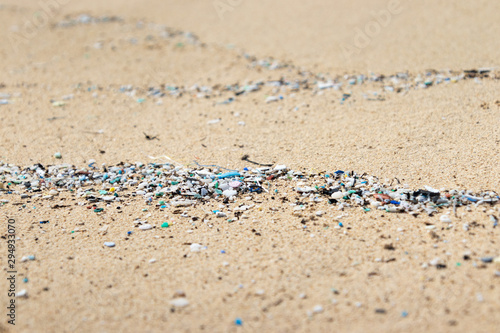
<box><xmin>313</xmin><ymin>305</ymin><xmax>324</xmax><ymax>313</ymax></box>
<box><xmin>190</xmin><ymin>243</ymin><xmax>203</xmax><ymax>252</ymax></box>
<box><xmin>331</xmin><ymin>192</ymin><xmax>344</xmax><ymax>199</ymax></box>
<box><xmin>170</xmin><ymin>298</ymin><xmax>189</xmax><ymax>307</ymax></box>
<box><xmin>171</xmin><ymin>200</ymin><xmax>196</xmax><ymax>207</ymax></box>
<box><xmin>20</xmin><ymin>255</ymin><xmax>36</xmax><ymax>262</ymax></box>
<box><xmin>222</xmin><ymin>189</ymin><xmax>237</xmax><ymax>197</ymax></box>
<box><xmin>440</xmin><ymin>215</ymin><xmax>452</xmax><ymax>223</ymax></box>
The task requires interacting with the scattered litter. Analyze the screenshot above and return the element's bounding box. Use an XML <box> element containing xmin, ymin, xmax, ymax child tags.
<box><xmin>0</xmin><ymin>15</ymin><xmax>498</xmax><ymax>330</ymax></box>
<box><xmin>0</xmin><ymin>162</ymin><xmax>497</xmax><ymax>219</ymax></box>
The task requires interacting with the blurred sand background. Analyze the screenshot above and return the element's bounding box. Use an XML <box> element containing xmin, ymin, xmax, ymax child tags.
<box><xmin>0</xmin><ymin>0</ymin><xmax>499</xmax><ymax>332</ymax></box>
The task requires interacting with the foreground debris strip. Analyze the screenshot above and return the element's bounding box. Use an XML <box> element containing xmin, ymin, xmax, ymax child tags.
<box><xmin>1</xmin><ymin>162</ymin><xmax>498</xmax><ymax>221</ymax></box>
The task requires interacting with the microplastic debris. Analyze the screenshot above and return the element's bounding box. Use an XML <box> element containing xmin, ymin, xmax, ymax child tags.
<box><xmin>170</xmin><ymin>298</ymin><xmax>189</xmax><ymax>307</ymax></box>
<box><xmin>190</xmin><ymin>243</ymin><xmax>203</xmax><ymax>252</ymax></box>
<box><xmin>440</xmin><ymin>215</ymin><xmax>452</xmax><ymax>223</ymax></box>
<box><xmin>313</xmin><ymin>305</ymin><xmax>324</xmax><ymax>313</ymax></box>
<box><xmin>20</xmin><ymin>255</ymin><xmax>36</xmax><ymax>262</ymax></box>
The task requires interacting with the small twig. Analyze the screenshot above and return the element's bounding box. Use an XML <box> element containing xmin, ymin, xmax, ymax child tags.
<box><xmin>192</xmin><ymin>160</ymin><xmax>238</xmax><ymax>172</ymax></box>
<box><xmin>241</xmin><ymin>154</ymin><xmax>273</xmax><ymax>167</ymax></box>
<box><xmin>144</xmin><ymin>132</ymin><xmax>159</xmax><ymax>140</ymax></box>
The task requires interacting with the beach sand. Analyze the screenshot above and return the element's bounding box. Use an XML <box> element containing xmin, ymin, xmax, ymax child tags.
<box><xmin>0</xmin><ymin>0</ymin><xmax>499</xmax><ymax>332</ymax></box>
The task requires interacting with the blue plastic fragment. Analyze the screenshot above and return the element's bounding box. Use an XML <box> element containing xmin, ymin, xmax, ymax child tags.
<box><xmin>218</xmin><ymin>171</ymin><xmax>240</xmax><ymax>179</ymax></box>
<box><xmin>234</xmin><ymin>318</ymin><xmax>243</xmax><ymax>326</ymax></box>
<box><xmin>334</xmin><ymin>170</ymin><xmax>344</xmax><ymax>174</ymax></box>
<box><xmin>219</xmin><ymin>97</ymin><xmax>234</xmax><ymax>104</ymax></box>
<box><xmin>249</xmin><ymin>186</ymin><xmax>263</xmax><ymax>193</ymax></box>
<box><xmin>110</xmin><ymin>177</ymin><xmax>121</xmax><ymax>184</ymax></box>
<box><xmin>390</xmin><ymin>200</ymin><xmax>400</xmax><ymax>205</ymax></box>
<box><xmin>480</xmin><ymin>257</ymin><xmax>494</xmax><ymax>263</ymax></box>
<box><xmin>463</xmin><ymin>195</ymin><xmax>478</xmax><ymax>202</ymax></box>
